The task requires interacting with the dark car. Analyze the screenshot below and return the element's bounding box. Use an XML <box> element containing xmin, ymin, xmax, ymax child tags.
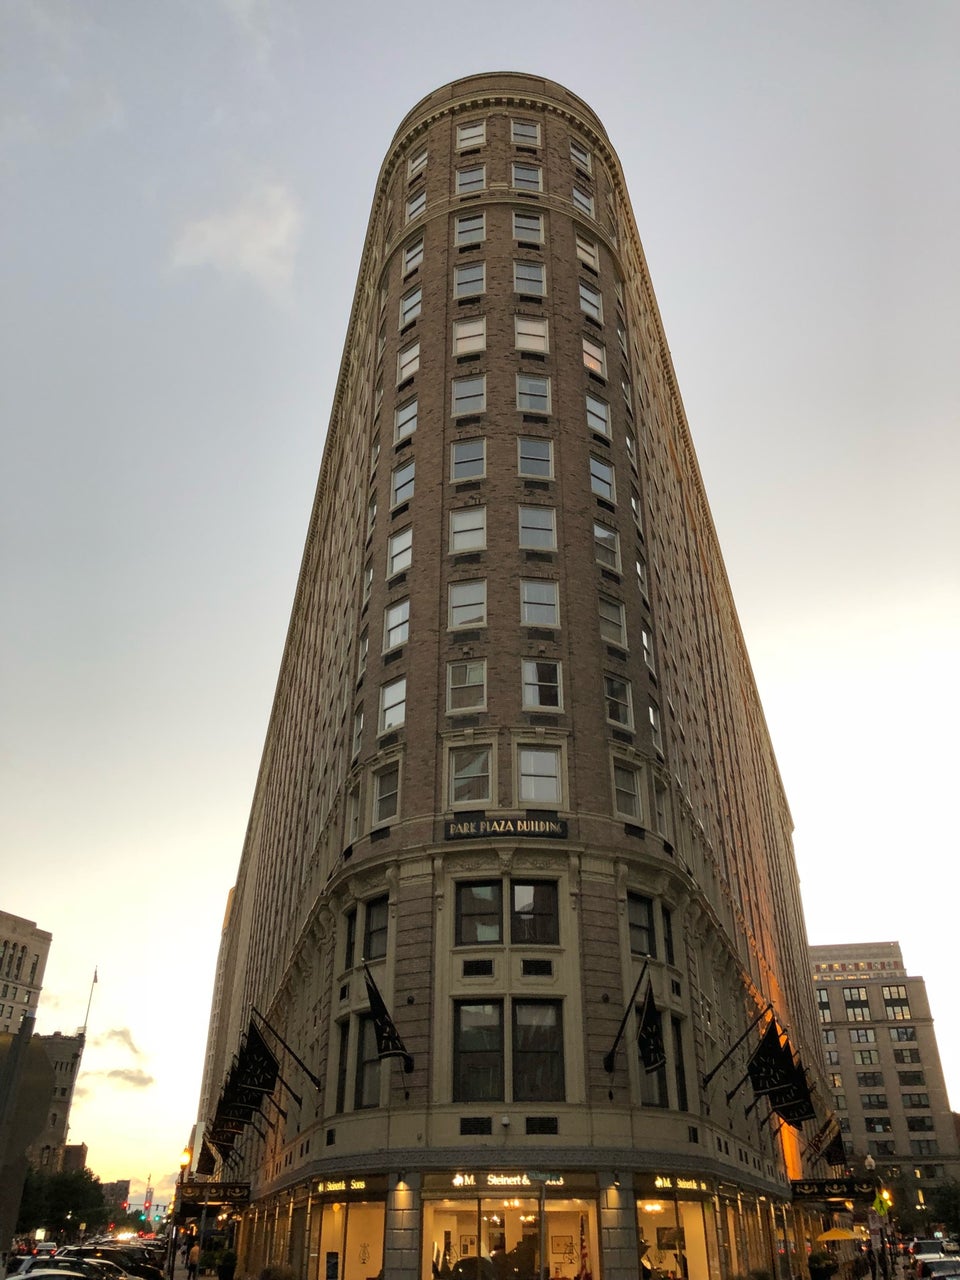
<box><xmin>56</xmin><ymin>1252</ymin><xmax>160</xmax><ymax>1280</ymax></box>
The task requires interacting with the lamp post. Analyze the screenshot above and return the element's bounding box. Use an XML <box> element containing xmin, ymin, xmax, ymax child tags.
<box><xmin>166</xmin><ymin>1149</ymin><xmax>192</xmax><ymax>1279</ymax></box>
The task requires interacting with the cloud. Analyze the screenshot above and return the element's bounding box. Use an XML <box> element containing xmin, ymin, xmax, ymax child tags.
<box><xmin>171</xmin><ymin>182</ymin><xmax>303</xmax><ymax>298</ymax></box>
<box><xmin>93</xmin><ymin>1027</ymin><xmax>143</xmax><ymax>1057</ymax></box>
<box><xmin>78</xmin><ymin>1067</ymin><xmax>155</xmax><ymax>1089</ymax></box>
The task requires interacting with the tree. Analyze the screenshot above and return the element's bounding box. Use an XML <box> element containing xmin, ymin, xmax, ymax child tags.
<box><xmin>16</xmin><ymin>1168</ymin><xmax>107</xmax><ymax>1237</ymax></box>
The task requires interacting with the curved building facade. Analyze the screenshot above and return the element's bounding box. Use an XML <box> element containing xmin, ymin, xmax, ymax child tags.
<box><xmin>195</xmin><ymin>74</ymin><xmax>831</xmax><ymax>1280</ymax></box>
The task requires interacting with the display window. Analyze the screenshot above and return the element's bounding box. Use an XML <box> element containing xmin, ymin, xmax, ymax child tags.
<box><xmin>635</xmin><ymin>1176</ymin><xmax>713</xmax><ymax>1280</ymax></box>
<box><xmin>310</xmin><ymin>1198</ymin><xmax>385</xmax><ymax>1280</ymax></box>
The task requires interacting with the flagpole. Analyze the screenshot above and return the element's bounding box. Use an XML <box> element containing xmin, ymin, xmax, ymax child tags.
<box><xmin>701</xmin><ymin>1001</ymin><xmax>772</xmax><ymax>1088</ymax></box>
<box><xmin>81</xmin><ymin>967</ymin><xmax>98</xmax><ymax>1034</ymax></box>
<box><xmin>251</xmin><ymin>1005</ymin><xmax>324</xmax><ymax>1090</ymax></box>
<box><xmin>603</xmin><ymin>958</ymin><xmax>649</xmax><ymax>1073</ymax></box>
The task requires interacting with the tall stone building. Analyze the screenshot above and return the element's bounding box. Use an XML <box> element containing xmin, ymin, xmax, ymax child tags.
<box><xmin>196</xmin><ymin>74</ymin><xmax>831</xmax><ymax>1280</ymax></box>
<box><xmin>0</xmin><ymin>911</ymin><xmax>50</xmax><ymax>1035</ymax></box>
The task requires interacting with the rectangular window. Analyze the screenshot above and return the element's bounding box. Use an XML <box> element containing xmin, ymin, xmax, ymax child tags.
<box><xmin>883</xmin><ymin>985</ymin><xmax>912</xmax><ymax>1020</ymax></box>
<box><xmin>857</xmin><ymin>1072</ymin><xmax>884</xmax><ymax>1088</ymax></box>
<box><xmin>593</xmin><ymin>521</ymin><xmax>620</xmax><ymax>569</ymax></box>
<box><xmin>356</xmin><ymin>631</ymin><xmax>368</xmax><ymax>680</ymax></box>
<box><xmin>511</xmin><ymin>880</ymin><xmax>559</xmax><ymax>944</ymax></box>
<box><xmin>451</xmin><ymin>437</ymin><xmax>485</xmax><ymax>479</ymax></box>
<box><xmin>512</xmin><ymin>162</ymin><xmax>542</xmax><ymax>191</ymax></box>
<box><xmin>575</xmin><ymin>231</ymin><xmax>599</xmax><ymax>270</ymax></box>
<box><xmin>638</xmin><ymin>1001</ymin><xmax>668</xmax><ymax>1107</ymax></box>
<box><xmin>403</xmin><ymin>236</ymin><xmax>424</xmax><ymax>273</ymax></box>
<box><xmin>456</xmin><ymin>120</ymin><xmax>486</xmax><ymax>149</ymax></box>
<box><xmin>397</xmin><ymin>340</ymin><xmax>420</xmax><ymax>382</ymax></box>
<box><xmin>407</xmin><ymin>147</ymin><xmax>427</xmax><ymax>179</ymax></box>
<box><xmin>653</xmin><ymin>781</ymin><xmax>668</xmax><ymax>834</ymax></box>
<box><xmin>672</xmin><ymin>1016</ymin><xmax>688</xmax><ymax>1110</ymax></box>
<box><xmin>889</xmin><ymin>1025</ymin><xmax>917</xmax><ymax>1041</ymax></box>
<box><xmin>455</xmin><ymin>211</ymin><xmax>485</xmax><ymax>245</ymax></box>
<box><xmin>394</xmin><ymin>397</ymin><xmax>417</xmax><ymax>442</ymax></box>
<box><xmin>515</xmin><ymin>315</ymin><xmax>549</xmax><ymax>352</ymax></box>
<box><xmin>641</xmin><ymin>627</ymin><xmax>656</xmax><ymax>673</ymax></box>
<box><xmin>570</xmin><ymin>139</ymin><xmax>592</xmax><ymax>172</ymax></box>
<box><xmin>364</xmin><ymin>895</ymin><xmax>389</xmax><ymax>959</ymax></box>
<box><xmin>849</xmin><ymin>1027</ymin><xmax>877</xmax><ymax>1043</ymax></box>
<box><xmin>518</xmin><ymin>436</ymin><xmax>553</xmax><ymax>478</ymax></box>
<box><xmin>352</xmin><ymin>708</ymin><xmax>363</xmax><ymax>760</ymax></box>
<box><xmin>894</xmin><ymin>1048</ymin><xmax>922</xmax><ymax>1064</ymax></box>
<box><xmin>335</xmin><ymin>1021</ymin><xmax>349</xmax><ymax>1113</ymax></box>
<box><xmin>854</xmin><ymin>1049</ymin><xmax>881</xmax><ymax>1065</ymax></box>
<box><xmin>517</xmin><ymin>746</ymin><xmax>561</xmax><ymax>805</ymax></box>
<box><xmin>514</xmin><ymin>260</ymin><xmax>546</xmax><ymax>296</ymax></box>
<box><xmin>513</xmin><ymin>1000</ymin><xmax>564</xmax><ymax>1102</ymax></box>
<box><xmin>391</xmin><ymin>459</ymin><xmax>415</xmax><ymax>506</ymax></box>
<box><xmin>406</xmin><ymin>189</ymin><xmax>426</xmax><ymax>222</ymax></box>
<box><xmin>454</xmin><ymin>261</ymin><xmax>485</xmax><ymax>298</ymax></box>
<box><xmin>590</xmin><ymin>456</ymin><xmax>615</xmax><ymax>500</ymax></box>
<box><xmin>604</xmin><ymin>674</ymin><xmax>634</xmax><ymax>728</ymax></box>
<box><xmin>521</xmin><ymin>658</ymin><xmax>562</xmax><ymax>710</ymax></box>
<box><xmin>843</xmin><ymin>986</ymin><xmax>871</xmax><ymax>1022</ymax></box>
<box><xmin>613</xmin><ymin>761</ymin><xmax>642</xmax><ymax>819</ymax></box>
<box><xmin>901</xmin><ymin>1092</ymin><xmax>930</xmax><ymax>1108</ymax></box>
<box><xmin>399</xmin><ymin>285</ymin><xmax>422</xmax><ymax>327</ymax></box>
<box><xmin>630</xmin><ymin>491</ymin><xmax>643</xmax><ymax>531</ymax></box>
<box><xmin>452</xmin><ymin>376</ymin><xmax>486</xmax><ymax>416</ymax></box>
<box><xmin>456</xmin><ymin>881</ymin><xmax>503</xmax><ymax>946</ymax></box>
<box><xmin>520</xmin><ymin>579</ymin><xmax>559</xmax><ymax>626</ymax></box>
<box><xmin>662</xmin><ymin>907</ymin><xmax>675</xmax><ymax>966</ymax></box>
<box><xmin>585</xmin><ymin>393</ymin><xmax>610</xmax><ymax>437</ymax></box>
<box><xmin>572</xmin><ymin>186</ymin><xmax>595</xmax><ymax>216</ymax></box>
<box><xmin>450</xmin><ymin>506</ymin><xmax>486</xmax><ymax>552</ymax></box>
<box><xmin>598</xmin><ymin>595</ymin><xmax>625</xmax><ymax>646</ymax></box>
<box><xmin>383</xmin><ymin>598</ymin><xmax>409</xmax><ymax>651</ymax></box>
<box><xmin>387</xmin><ymin>526</ymin><xmax>412</xmax><ymax>576</ymax></box>
<box><xmin>582</xmin><ymin>335</ymin><xmax>606</xmax><ymax>376</ymax></box>
<box><xmin>628</xmin><ymin>892</ymin><xmax>655</xmax><ymax>955</ymax></box>
<box><xmin>449</xmin><ymin>579</ymin><xmax>487</xmax><ymax>628</ymax></box>
<box><xmin>379</xmin><ymin>677</ymin><xmax>406</xmax><ymax>732</ymax></box>
<box><xmin>512</xmin><ymin>119</ymin><xmax>541</xmax><ymax>145</ymax></box>
<box><xmin>518</xmin><ymin>505</ymin><xmax>556</xmax><ymax>550</ymax></box>
<box><xmin>513</xmin><ymin>210</ymin><xmax>544</xmax><ymax>242</ymax></box>
<box><xmin>861</xmin><ymin>1094</ymin><xmax>888</xmax><ymax>1110</ymax></box>
<box><xmin>648</xmin><ymin>704</ymin><xmax>663</xmax><ymax>752</ymax></box>
<box><xmin>453</xmin><ymin>1001</ymin><xmax>503</xmax><ymax>1102</ymax></box>
<box><xmin>354</xmin><ymin>1015</ymin><xmax>380</xmax><ymax>1109</ymax></box>
<box><xmin>822</xmin><ymin>1028</ymin><xmax>837</xmax><ymax>1044</ymax></box>
<box><xmin>516</xmin><ymin>372</ymin><xmax>551</xmax><ymax>413</ymax></box>
<box><xmin>447</xmin><ymin>659</ymin><xmax>487</xmax><ymax>712</ymax></box>
<box><xmin>449</xmin><ymin>744</ymin><xmax>492</xmax><ymax>806</ymax></box>
<box><xmin>456</xmin><ymin>164</ymin><xmax>485</xmax><ymax>194</ymax></box>
<box><xmin>579</xmin><ymin>281</ymin><xmax>603</xmax><ymax>322</ymax></box>
<box><xmin>453</xmin><ymin>316</ymin><xmax>486</xmax><ymax>355</ymax></box>
<box><xmin>898</xmin><ymin>1071</ymin><xmax>926</xmax><ymax>1086</ymax></box>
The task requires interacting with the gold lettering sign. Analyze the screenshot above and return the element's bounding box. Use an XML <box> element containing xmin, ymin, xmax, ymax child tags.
<box><xmin>444</xmin><ymin>815</ymin><xmax>568</xmax><ymax>841</ymax></box>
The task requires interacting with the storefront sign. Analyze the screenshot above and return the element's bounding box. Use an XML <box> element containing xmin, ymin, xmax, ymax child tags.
<box><xmin>315</xmin><ymin>1178</ymin><xmax>369</xmax><ymax>1194</ymax></box>
<box><xmin>450</xmin><ymin>1171</ymin><xmax>565</xmax><ymax>1189</ymax></box>
<box><xmin>444</xmin><ymin>815</ymin><xmax>568</xmax><ymax>840</ymax></box>
<box><xmin>635</xmin><ymin>1174</ymin><xmax>711</xmax><ymax>1198</ymax></box>
<box><xmin>179</xmin><ymin>1183</ymin><xmax>250</xmax><ymax>1206</ymax></box>
<box><xmin>791</xmin><ymin>1178</ymin><xmax>878</xmax><ymax>1202</ymax></box>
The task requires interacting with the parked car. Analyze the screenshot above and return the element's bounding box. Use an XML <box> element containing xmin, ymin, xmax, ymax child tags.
<box><xmin>917</xmin><ymin>1262</ymin><xmax>960</xmax><ymax>1280</ymax></box>
<box><xmin>32</xmin><ymin>1249</ymin><xmax>57</xmax><ymax>1261</ymax></box>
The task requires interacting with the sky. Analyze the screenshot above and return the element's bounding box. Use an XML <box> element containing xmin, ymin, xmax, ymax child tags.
<box><xmin>2</xmin><ymin>0</ymin><xmax>958</xmax><ymax>1206</ymax></box>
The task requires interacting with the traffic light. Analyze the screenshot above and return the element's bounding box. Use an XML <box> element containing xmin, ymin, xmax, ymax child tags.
<box><xmin>122</xmin><ymin>1201</ymin><xmax>129</xmax><ymax>1212</ymax></box>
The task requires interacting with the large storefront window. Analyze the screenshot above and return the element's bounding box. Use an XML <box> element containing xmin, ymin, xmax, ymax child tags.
<box><xmin>306</xmin><ymin>1184</ymin><xmax>386</xmax><ymax>1280</ymax></box>
<box><xmin>636</xmin><ymin>1175</ymin><xmax>714</xmax><ymax>1280</ymax></box>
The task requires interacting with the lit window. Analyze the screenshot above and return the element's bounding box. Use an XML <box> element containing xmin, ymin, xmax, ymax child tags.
<box><xmin>627</xmin><ymin>893</ymin><xmax>655</xmax><ymax>955</ymax></box>
<box><xmin>518</xmin><ymin>505</ymin><xmax>556</xmax><ymax>550</ymax></box>
<box><xmin>447</xmin><ymin>659</ymin><xmax>487</xmax><ymax>712</ymax></box>
<box><xmin>449</xmin><ymin>744</ymin><xmax>492</xmax><ymax>806</ymax></box>
<box><xmin>582</xmin><ymin>336</ymin><xmax>606</xmax><ymax>376</ymax></box>
<box><xmin>456</xmin><ymin>165</ymin><xmax>485</xmax><ymax>194</ymax></box>
<box><xmin>387</xmin><ymin>527</ymin><xmax>412</xmax><ymax>576</ymax></box>
<box><xmin>395</xmin><ymin>397</ymin><xmax>417</xmax><ymax>442</ymax></box>
<box><xmin>590</xmin><ymin>456</ymin><xmax>616</xmax><ymax>500</ymax></box>
<box><xmin>604</xmin><ymin>674</ymin><xmax>633</xmax><ymax>728</ymax></box>
<box><xmin>514</xmin><ymin>260</ymin><xmax>546</xmax><ymax>296</ymax></box>
<box><xmin>372</xmin><ymin>764</ymin><xmax>399</xmax><ymax>824</ymax></box>
<box><xmin>397</xmin><ymin>340</ymin><xmax>420</xmax><ymax>382</ymax></box>
<box><xmin>399</xmin><ymin>286</ymin><xmax>422</xmax><ymax>327</ymax></box>
<box><xmin>454</xmin><ymin>261</ymin><xmax>485</xmax><ymax>298</ymax></box>
<box><xmin>450</xmin><ymin>506</ymin><xmax>486</xmax><ymax>552</ymax></box>
<box><xmin>453</xmin><ymin>1001</ymin><xmax>503</xmax><ymax>1103</ymax></box>
<box><xmin>456</xmin><ymin>882</ymin><xmax>502</xmax><ymax>945</ymax></box>
<box><xmin>379</xmin><ymin>678</ymin><xmax>406</xmax><ymax>732</ymax></box>
<box><xmin>586</xmin><ymin>394</ymin><xmax>610</xmax><ymax>436</ymax></box>
<box><xmin>520</xmin><ymin>579</ymin><xmax>558</xmax><ymax>626</ymax></box>
<box><xmin>391</xmin><ymin>459</ymin><xmax>415</xmax><ymax>506</ymax></box>
<box><xmin>648</xmin><ymin>703</ymin><xmax>663</xmax><ymax>753</ymax></box>
<box><xmin>518</xmin><ymin>436</ymin><xmax>552</xmax><ymax>478</ymax></box>
<box><xmin>575</xmin><ymin>232</ymin><xmax>599</xmax><ymax>270</ymax></box>
<box><xmin>452</xmin><ymin>375</ymin><xmax>486</xmax><ymax>416</ymax></box>
<box><xmin>594</xmin><ymin>521</ymin><xmax>620</xmax><ymax>570</ymax></box>
<box><xmin>513</xmin><ymin>1000</ymin><xmax>564</xmax><ymax>1102</ymax></box>
<box><xmin>403</xmin><ymin>236</ymin><xmax>424</xmax><ymax>273</ymax></box>
<box><xmin>579</xmin><ymin>281</ymin><xmax>603</xmax><ymax>322</ymax></box>
<box><xmin>455</xmin><ymin>211</ymin><xmax>485</xmax><ymax>245</ymax></box>
<box><xmin>521</xmin><ymin>659</ymin><xmax>562</xmax><ymax>711</ymax></box>
<box><xmin>456</xmin><ymin>120</ymin><xmax>486</xmax><ymax>149</ymax></box>
<box><xmin>613</xmin><ymin>761</ymin><xmax>642</xmax><ymax>819</ymax></box>
<box><xmin>407</xmin><ymin>147</ymin><xmax>427</xmax><ymax>179</ymax></box>
<box><xmin>598</xmin><ymin>595</ymin><xmax>625</xmax><ymax>645</ymax></box>
<box><xmin>511</xmin><ymin>119</ymin><xmax>541</xmax><ymax>145</ymax></box>
<box><xmin>517</xmin><ymin>747</ymin><xmax>561</xmax><ymax>805</ymax></box>
<box><xmin>451</xmin><ymin>437</ymin><xmax>485</xmax><ymax>480</ymax></box>
<box><xmin>383</xmin><ymin>598</ymin><xmax>409</xmax><ymax>651</ymax></box>
<box><xmin>453</xmin><ymin>316</ymin><xmax>486</xmax><ymax>355</ymax></box>
<box><xmin>570</xmin><ymin>139</ymin><xmax>592</xmax><ymax>172</ymax></box>
<box><xmin>406</xmin><ymin>189</ymin><xmax>426</xmax><ymax>222</ymax></box>
<box><xmin>515</xmin><ymin>315</ymin><xmax>549</xmax><ymax>352</ymax></box>
<box><xmin>517</xmin><ymin>373</ymin><xmax>551</xmax><ymax>414</ymax></box>
<box><xmin>512</xmin><ymin>162</ymin><xmax>542</xmax><ymax>192</ymax></box>
<box><xmin>641</xmin><ymin>628</ymin><xmax>655</xmax><ymax>673</ymax></box>
<box><xmin>449</xmin><ymin>579</ymin><xmax>487</xmax><ymax>628</ymax></box>
<box><xmin>572</xmin><ymin>186</ymin><xmax>595</xmax><ymax>216</ymax></box>
<box><xmin>635</xmin><ymin>557</ymin><xmax>648</xmax><ymax>597</ymax></box>
<box><xmin>513</xmin><ymin>210</ymin><xmax>544</xmax><ymax>242</ymax></box>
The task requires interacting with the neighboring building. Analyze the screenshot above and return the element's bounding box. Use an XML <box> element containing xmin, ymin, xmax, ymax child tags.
<box><xmin>0</xmin><ymin>911</ymin><xmax>51</xmax><ymax>1034</ymax></box>
<box><xmin>101</xmin><ymin>1178</ymin><xmax>132</xmax><ymax>1210</ymax></box>
<box><xmin>195</xmin><ymin>74</ymin><xmax>832</xmax><ymax>1280</ymax></box>
<box><xmin>24</xmin><ymin>1030</ymin><xmax>85</xmax><ymax>1172</ymax></box>
<box><xmin>61</xmin><ymin>1142</ymin><xmax>88</xmax><ymax>1173</ymax></box>
<box><xmin>811</xmin><ymin>941</ymin><xmax>960</xmax><ymax>1191</ymax></box>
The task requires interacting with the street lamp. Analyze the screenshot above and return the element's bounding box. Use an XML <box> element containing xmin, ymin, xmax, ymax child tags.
<box><xmin>166</xmin><ymin>1149</ymin><xmax>192</xmax><ymax>1279</ymax></box>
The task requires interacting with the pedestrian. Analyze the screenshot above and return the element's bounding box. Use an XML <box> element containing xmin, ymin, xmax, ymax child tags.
<box><xmin>866</xmin><ymin>1246</ymin><xmax>878</xmax><ymax>1280</ymax></box>
<box><xmin>187</xmin><ymin>1243</ymin><xmax>200</xmax><ymax>1280</ymax></box>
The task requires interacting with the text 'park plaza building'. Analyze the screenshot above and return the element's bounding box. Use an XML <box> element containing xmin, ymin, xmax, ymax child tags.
<box><xmin>195</xmin><ymin>74</ymin><xmax>837</xmax><ymax>1280</ymax></box>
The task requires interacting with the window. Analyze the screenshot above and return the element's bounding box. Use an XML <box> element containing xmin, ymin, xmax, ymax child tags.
<box><xmin>513</xmin><ymin>210</ymin><xmax>543</xmax><ymax>242</ymax></box>
<box><xmin>854</xmin><ymin>1049</ymin><xmax>881</xmax><ymax>1065</ymax></box>
<box><xmin>898</xmin><ymin>1071</ymin><xmax>926</xmax><ymax>1086</ymax></box>
<box><xmin>829</xmin><ymin>1072</ymin><xmax>844</xmax><ymax>1089</ymax></box>
<box><xmin>363</xmin><ymin>561</ymin><xmax>373</xmax><ymax>602</ymax></box>
<box><xmin>517</xmin><ymin>747</ymin><xmax>561</xmax><ymax>805</ymax></box>
<box><xmin>910</xmin><ymin>1140</ymin><xmax>939</xmax><ymax>1156</ymax></box>
<box><xmin>598</xmin><ymin>595</ymin><xmax>625</xmax><ymax>645</ymax></box>
<box><xmin>391</xmin><ymin>459</ymin><xmax>415</xmax><ymax>506</ymax></box>
<box><xmin>579</xmin><ymin>281</ymin><xmax>603</xmax><ymax>322</ymax></box>
<box><xmin>351</xmin><ymin>708</ymin><xmax>363</xmax><ymax>759</ymax></box>
<box><xmin>367</xmin><ymin>494</ymin><xmax>377</xmax><ymax>533</ymax></box>
<box><xmin>456</xmin><ymin>164</ymin><xmax>485</xmax><ymax>194</ymax></box>
<box><xmin>515</xmin><ymin>315</ymin><xmax>549</xmax><ymax>352</ymax></box>
<box><xmin>585</xmin><ymin>393</ymin><xmax>610</xmax><ymax>437</ymax></box>
<box><xmin>883</xmin><ymin>985</ymin><xmax>911</xmax><ymax>1020</ymax></box>
<box><xmin>582</xmin><ymin>336</ymin><xmax>606</xmax><ymax>376</ymax></box>
<box><xmin>356</xmin><ymin>630</ymin><xmax>368</xmax><ymax>680</ymax></box>
<box><xmin>456</xmin><ymin>882</ymin><xmax>502</xmax><ymax>945</ymax></box>
<box><xmin>403</xmin><ymin>236</ymin><xmax>424</xmax><ymax>273</ymax></box>
<box><xmin>521</xmin><ymin>659</ymin><xmax>562</xmax><ymax>710</ymax></box>
<box><xmin>520</xmin><ymin>579</ymin><xmax>559</xmax><ymax>625</ymax></box>
<box><xmin>604</xmin><ymin>674</ymin><xmax>633</xmax><ymax>728</ymax></box>
<box><xmin>517</xmin><ymin>373</ymin><xmax>551</xmax><ymax>413</ymax></box>
<box><xmin>455</xmin><ymin>211</ymin><xmax>485</xmax><ymax>245</ymax></box>
<box><xmin>630</xmin><ymin>491</ymin><xmax>643</xmax><ymax>532</ymax></box>
<box><xmin>379</xmin><ymin>677</ymin><xmax>406</xmax><ymax>732</ymax></box>
<box><xmin>648</xmin><ymin>704</ymin><xmax>663</xmax><ymax>753</ymax></box>
<box><xmin>387</xmin><ymin>527</ymin><xmax>412</xmax><ymax>576</ymax></box>
<box><xmin>456</xmin><ymin>120</ymin><xmax>486</xmax><ymax>149</ymax></box>
<box><xmin>822</xmin><ymin>1028</ymin><xmax>837</xmax><ymax>1044</ymax></box>
<box><xmin>894</xmin><ymin>1048</ymin><xmax>922</xmax><ymax>1064</ymax></box>
<box><xmin>518</xmin><ymin>505</ymin><xmax>556</xmax><ymax>550</ymax></box>
<box><xmin>889</xmin><ymin>1025</ymin><xmax>917</xmax><ymax>1041</ymax></box>
<box><xmin>861</xmin><ymin>1094</ymin><xmax>888</xmax><ymax>1110</ymax></box>
<box><xmin>570</xmin><ymin>139</ymin><xmax>592</xmax><ymax>172</ymax></box>
<box><xmin>397</xmin><ymin>340</ymin><xmax>420</xmax><ymax>382</ymax></box>
<box><xmin>453</xmin><ymin>316</ymin><xmax>486</xmax><ymax>355</ymax></box>
<box><xmin>449</xmin><ymin>744</ymin><xmax>492</xmax><ymax>806</ymax></box>
<box><xmin>514</xmin><ymin>260</ymin><xmax>545</xmax><ymax>296</ymax></box>
<box><xmin>513</xmin><ymin>1001</ymin><xmax>564</xmax><ymax>1101</ymax></box>
<box><xmin>447</xmin><ymin>659</ymin><xmax>486</xmax><ymax>711</ymax></box>
<box><xmin>355</xmin><ymin>1015</ymin><xmax>381</xmax><ymax>1109</ymax></box>
<box><xmin>454</xmin><ymin>261</ymin><xmax>485</xmax><ymax>298</ymax></box>
<box><xmin>450</xmin><ymin>506</ymin><xmax>486</xmax><ymax>552</ymax></box>
<box><xmin>511</xmin><ymin>881</ymin><xmax>558</xmax><ymax>944</ymax></box>
<box><xmin>613</xmin><ymin>761</ymin><xmax>642</xmax><ymax>819</ymax></box>
<box><xmin>518</xmin><ymin>436</ymin><xmax>553</xmax><ymax>478</ymax></box>
<box><xmin>906</xmin><ymin>1116</ymin><xmax>935</xmax><ymax>1131</ymax></box>
<box><xmin>512</xmin><ymin>162</ymin><xmax>542</xmax><ymax>192</ymax></box>
<box><xmin>383</xmin><ymin>598</ymin><xmax>409</xmax><ymax>651</ymax></box>
<box><xmin>399</xmin><ymin>285</ymin><xmax>422</xmax><ymax>326</ymax></box>
<box><xmin>454</xmin><ymin>1001</ymin><xmax>503</xmax><ymax>1102</ymax></box>
<box><xmin>575</xmin><ymin>232</ymin><xmax>599</xmax><ymax>270</ymax></box>
<box><xmin>857</xmin><ymin>1072</ymin><xmax>884</xmax><ymax>1087</ymax></box>
<box><xmin>452</xmin><ymin>376</ymin><xmax>486</xmax><ymax>416</ymax></box>
<box><xmin>843</xmin><ymin>986</ymin><xmax>871</xmax><ymax>1022</ymax></box>
<box><xmin>449</xmin><ymin>579</ymin><xmax>486</xmax><ymax>628</ymax></box>
<box><xmin>364</xmin><ymin>896</ymin><xmax>389</xmax><ymax>960</ymax></box>
<box><xmin>628</xmin><ymin>893</ymin><xmax>655</xmax><ymax>955</ymax></box>
<box><xmin>407</xmin><ymin>147</ymin><xmax>427</xmax><ymax>179</ymax></box>
<box><xmin>394</xmin><ymin>397</ymin><xmax>417</xmax><ymax>442</ymax></box>
<box><xmin>641</xmin><ymin>627</ymin><xmax>656</xmax><ymax>673</ymax></box>
<box><xmin>572</xmin><ymin>186</ymin><xmax>595</xmax><ymax>216</ymax></box>
<box><xmin>512</xmin><ymin>119</ymin><xmax>540</xmax><ymax>145</ymax></box>
<box><xmin>406</xmin><ymin>189</ymin><xmax>426</xmax><ymax>222</ymax></box>
<box><xmin>371</xmin><ymin>762</ymin><xmax>396</xmax><ymax>824</ymax></box>
<box><xmin>590</xmin><ymin>456</ymin><xmax>615</xmax><ymax>500</ymax></box>
<box><xmin>901</xmin><ymin>1092</ymin><xmax>930</xmax><ymax>1108</ymax></box>
<box><xmin>849</xmin><ymin>1027</ymin><xmax>877</xmax><ymax>1043</ymax></box>
<box><xmin>593</xmin><ymin>521</ymin><xmax>620</xmax><ymax>569</ymax></box>
<box><xmin>451</xmin><ymin>437</ymin><xmax>485</xmax><ymax>479</ymax></box>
